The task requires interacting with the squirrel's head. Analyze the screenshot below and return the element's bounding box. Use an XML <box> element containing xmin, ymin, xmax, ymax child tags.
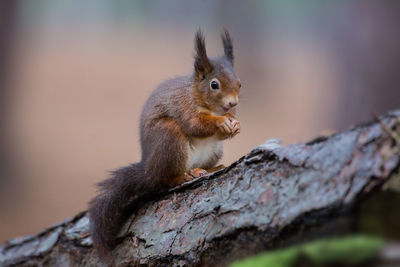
<box><xmin>192</xmin><ymin>29</ymin><xmax>241</xmax><ymax>115</ymax></box>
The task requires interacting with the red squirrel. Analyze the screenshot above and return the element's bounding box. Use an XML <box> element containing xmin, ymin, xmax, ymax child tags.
<box><xmin>88</xmin><ymin>29</ymin><xmax>241</xmax><ymax>259</ymax></box>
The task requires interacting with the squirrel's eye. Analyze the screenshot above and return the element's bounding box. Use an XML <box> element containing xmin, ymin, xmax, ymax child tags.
<box><xmin>210</xmin><ymin>80</ymin><xmax>219</xmax><ymax>90</ymax></box>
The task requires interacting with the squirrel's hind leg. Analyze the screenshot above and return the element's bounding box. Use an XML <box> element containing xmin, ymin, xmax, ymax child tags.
<box><xmin>206</xmin><ymin>164</ymin><xmax>226</xmax><ymax>173</ymax></box>
<box><xmin>185</xmin><ymin>164</ymin><xmax>226</xmax><ymax>180</ymax></box>
<box><xmin>143</xmin><ymin>118</ymin><xmax>189</xmax><ymax>188</ymax></box>
<box><xmin>185</xmin><ymin>168</ymin><xmax>208</xmax><ymax>179</ymax></box>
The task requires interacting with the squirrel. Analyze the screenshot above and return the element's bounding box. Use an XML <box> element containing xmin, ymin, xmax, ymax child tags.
<box><xmin>88</xmin><ymin>29</ymin><xmax>241</xmax><ymax>260</ymax></box>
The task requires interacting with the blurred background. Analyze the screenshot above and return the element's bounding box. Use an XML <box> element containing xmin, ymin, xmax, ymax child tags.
<box><xmin>0</xmin><ymin>0</ymin><xmax>399</xmax><ymax>243</ymax></box>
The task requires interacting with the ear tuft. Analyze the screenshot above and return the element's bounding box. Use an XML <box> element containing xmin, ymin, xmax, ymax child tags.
<box><xmin>194</xmin><ymin>29</ymin><xmax>213</xmax><ymax>79</ymax></box>
<box><xmin>221</xmin><ymin>28</ymin><xmax>234</xmax><ymax>64</ymax></box>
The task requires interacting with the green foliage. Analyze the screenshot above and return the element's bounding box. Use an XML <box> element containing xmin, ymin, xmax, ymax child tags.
<box><xmin>230</xmin><ymin>235</ymin><xmax>383</xmax><ymax>267</ymax></box>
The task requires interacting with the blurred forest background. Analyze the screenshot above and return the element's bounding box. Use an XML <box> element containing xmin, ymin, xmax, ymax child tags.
<box><xmin>0</xmin><ymin>0</ymin><xmax>399</xmax><ymax>243</ymax></box>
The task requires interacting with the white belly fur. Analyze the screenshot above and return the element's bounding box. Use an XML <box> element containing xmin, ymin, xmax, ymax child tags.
<box><xmin>186</xmin><ymin>135</ymin><xmax>222</xmax><ymax>171</ymax></box>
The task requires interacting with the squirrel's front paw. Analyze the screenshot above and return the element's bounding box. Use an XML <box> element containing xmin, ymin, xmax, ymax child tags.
<box><xmin>217</xmin><ymin>117</ymin><xmax>233</xmax><ymax>140</ymax></box>
<box><xmin>229</xmin><ymin>118</ymin><xmax>240</xmax><ymax>138</ymax></box>
<box><xmin>217</xmin><ymin>116</ymin><xmax>240</xmax><ymax>140</ymax></box>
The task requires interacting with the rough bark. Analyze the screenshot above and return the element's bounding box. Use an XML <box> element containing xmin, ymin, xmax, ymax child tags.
<box><xmin>1</xmin><ymin>110</ymin><xmax>400</xmax><ymax>267</ymax></box>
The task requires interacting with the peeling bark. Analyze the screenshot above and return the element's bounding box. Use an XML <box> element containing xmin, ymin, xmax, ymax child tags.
<box><xmin>1</xmin><ymin>110</ymin><xmax>400</xmax><ymax>267</ymax></box>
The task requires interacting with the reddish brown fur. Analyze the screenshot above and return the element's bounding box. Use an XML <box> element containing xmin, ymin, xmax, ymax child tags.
<box><xmin>88</xmin><ymin>29</ymin><xmax>241</xmax><ymax>261</ymax></box>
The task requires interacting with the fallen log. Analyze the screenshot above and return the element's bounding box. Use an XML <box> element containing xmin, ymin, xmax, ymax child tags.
<box><xmin>1</xmin><ymin>110</ymin><xmax>400</xmax><ymax>266</ymax></box>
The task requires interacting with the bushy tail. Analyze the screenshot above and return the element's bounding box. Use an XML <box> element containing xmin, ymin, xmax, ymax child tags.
<box><xmin>88</xmin><ymin>162</ymin><xmax>150</xmax><ymax>258</ymax></box>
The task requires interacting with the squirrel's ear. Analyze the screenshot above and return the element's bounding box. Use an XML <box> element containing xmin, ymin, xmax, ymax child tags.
<box><xmin>221</xmin><ymin>28</ymin><xmax>234</xmax><ymax>64</ymax></box>
<box><xmin>194</xmin><ymin>30</ymin><xmax>213</xmax><ymax>79</ymax></box>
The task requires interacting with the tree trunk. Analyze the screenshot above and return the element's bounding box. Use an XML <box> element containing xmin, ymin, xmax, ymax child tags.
<box><xmin>1</xmin><ymin>110</ymin><xmax>400</xmax><ymax>267</ymax></box>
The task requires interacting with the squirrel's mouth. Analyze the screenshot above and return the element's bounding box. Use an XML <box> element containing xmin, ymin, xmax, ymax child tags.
<box><xmin>222</xmin><ymin>107</ymin><xmax>230</xmax><ymax>113</ymax></box>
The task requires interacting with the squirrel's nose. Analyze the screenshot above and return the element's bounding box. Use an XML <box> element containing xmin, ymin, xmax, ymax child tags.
<box><xmin>229</xmin><ymin>101</ymin><xmax>238</xmax><ymax>108</ymax></box>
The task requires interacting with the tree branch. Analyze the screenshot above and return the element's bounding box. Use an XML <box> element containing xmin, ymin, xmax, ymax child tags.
<box><xmin>1</xmin><ymin>110</ymin><xmax>400</xmax><ymax>267</ymax></box>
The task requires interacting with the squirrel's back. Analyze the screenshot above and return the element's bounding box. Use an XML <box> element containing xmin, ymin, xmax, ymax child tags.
<box><xmin>140</xmin><ymin>75</ymin><xmax>193</xmax><ymax>126</ymax></box>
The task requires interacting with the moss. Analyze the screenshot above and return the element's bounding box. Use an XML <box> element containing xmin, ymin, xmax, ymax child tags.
<box><xmin>230</xmin><ymin>235</ymin><xmax>383</xmax><ymax>267</ymax></box>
